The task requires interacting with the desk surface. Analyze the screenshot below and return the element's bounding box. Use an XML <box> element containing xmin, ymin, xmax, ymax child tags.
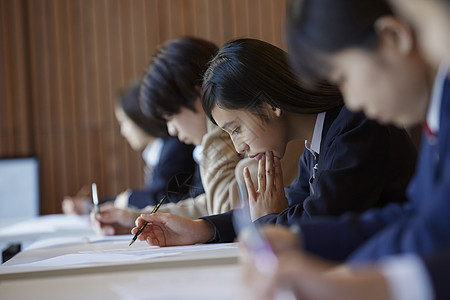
<box><xmin>0</xmin><ymin>263</ymin><xmax>245</xmax><ymax>300</ymax></box>
<box><xmin>0</xmin><ymin>215</ymin><xmax>245</xmax><ymax>299</ymax></box>
<box><xmin>0</xmin><ymin>239</ymin><xmax>243</xmax><ymax>299</ymax></box>
<box><xmin>0</xmin><ymin>238</ymin><xmax>239</xmax><ymax>280</ymax></box>
<box><xmin>0</xmin><ymin>214</ymin><xmax>94</xmax><ymax>244</ymax></box>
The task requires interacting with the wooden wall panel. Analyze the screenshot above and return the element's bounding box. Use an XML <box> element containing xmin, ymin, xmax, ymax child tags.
<box><xmin>0</xmin><ymin>0</ymin><xmax>33</xmax><ymax>157</ymax></box>
<box><xmin>1</xmin><ymin>0</ymin><xmax>287</xmax><ymax>215</ymax></box>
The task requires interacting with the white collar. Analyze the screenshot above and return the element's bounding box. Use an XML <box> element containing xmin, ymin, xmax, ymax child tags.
<box><xmin>427</xmin><ymin>62</ymin><xmax>449</xmax><ymax>134</ymax></box>
<box><xmin>305</xmin><ymin>112</ymin><xmax>326</xmax><ymax>155</ymax></box>
<box><xmin>143</xmin><ymin>138</ymin><xmax>163</xmax><ymax>167</ymax></box>
<box><xmin>193</xmin><ymin>145</ymin><xmax>203</xmax><ymax>164</ymax></box>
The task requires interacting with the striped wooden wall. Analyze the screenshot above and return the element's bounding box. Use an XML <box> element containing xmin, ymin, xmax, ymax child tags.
<box><xmin>0</xmin><ymin>0</ymin><xmax>287</xmax><ymax>215</ymax></box>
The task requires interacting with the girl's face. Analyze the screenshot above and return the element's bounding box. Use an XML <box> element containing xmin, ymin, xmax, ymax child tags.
<box><xmin>115</xmin><ymin>106</ymin><xmax>153</xmax><ymax>151</ymax></box>
<box><xmin>390</xmin><ymin>0</ymin><xmax>450</xmax><ymax>67</ymax></box>
<box><xmin>326</xmin><ymin>25</ymin><xmax>431</xmax><ymax>127</ymax></box>
<box><xmin>165</xmin><ymin>97</ymin><xmax>207</xmax><ymax>146</ymax></box>
<box><xmin>211</xmin><ymin>104</ymin><xmax>287</xmax><ymax>159</ymax></box>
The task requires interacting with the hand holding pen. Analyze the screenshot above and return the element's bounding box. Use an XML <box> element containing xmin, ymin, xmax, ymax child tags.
<box><xmin>130</xmin><ymin>210</ymin><xmax>214</xmax><ymax>247</ymax></box>
<box><xmin>90</xmin><ymin>183</ymin><xmax>135</xmax><ymax>236</ymax></box>
<box><xmin>129</xmin><ymin>195</ymin><xmax>167</xmax><ymax>246</ymax></box>
<box><xmin>91</xmin><ymin>183</ymin><xmax>100</xmax><ymax>215</ymax></box>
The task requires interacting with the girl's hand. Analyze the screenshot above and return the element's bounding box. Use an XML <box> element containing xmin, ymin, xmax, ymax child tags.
<box><xmin>131</xmin><ymin>212</ymin><xmax>214</xmax><ymax>247</ymax></box>
<box><xmin>245</xmin><ymin>151</ymin><xmax>289</xmax><ymax>221</ymax></box>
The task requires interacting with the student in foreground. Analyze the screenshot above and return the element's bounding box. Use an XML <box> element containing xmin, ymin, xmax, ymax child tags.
<box><xmin>243</xmin><ymin>0</ymin><xmax>450</xmax><ymax>299</ymax></box>
<box><xmin>131</xmin><ymin>38</ymin><xmax>416</xmax><ymax>246</ymax></box>
<box><xmin>255</xmin><ymin>0</ymin><xmax>450</xmax><ymax>262</ymax></box>
<box><xmin>244</xmin><ymin>240</ymin><xmax>449</xmax><ymax>300</ymax></box>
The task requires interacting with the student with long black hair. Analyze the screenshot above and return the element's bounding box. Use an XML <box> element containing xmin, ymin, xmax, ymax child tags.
<box><xmin>95</xmin><ymin>37</ymin><xmax>303</xmax><ymax>235</ymax></box>
<box><xmin>131</xmin><ymin>38</ymin><xmax>416</xmax><ymax>247</ymax></box>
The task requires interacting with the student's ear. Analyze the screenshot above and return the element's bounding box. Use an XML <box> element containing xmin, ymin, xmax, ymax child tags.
<box><xmin>265</xmin><ymin>103</ymin><xmax>282</xmax><ymax>118</ymax></box>
<box><xmin>194</xmin><ymin>85</ymin><xmax>202</xmax><ymax>96</ymax></box>
<box><xmin>374</xmin><ymin>16</ymin><xmax>414</xmax><ymax>56</ymax></box>
<box><xmin>272</xmin><ymin>106</ymin><xmax>282</xmax><ymax>118</ymax></box>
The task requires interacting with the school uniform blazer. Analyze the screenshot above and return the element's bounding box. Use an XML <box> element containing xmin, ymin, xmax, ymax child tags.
<box><xmin>423</xmin><ymin>249</ymin><xmax>450</xmax><ymax>300</ymax></box>
<box><xmin>257</xmin><ymin>105</ymin><xmax>416</xmax><ymax>224</ymax></box>
<box><xmin>202</xmin><ymin>105</ymin><xmax>417</xmax><ymax>243</ymax></box>
<box><xmin>127</xmin><ymin>136</ymin><xmax>198</xmax><ymax>209</ymax></box>
<box><xmin>295</xmin><ymin>76</ymin><xmax>450</xmax><ymax>262</ymax></box>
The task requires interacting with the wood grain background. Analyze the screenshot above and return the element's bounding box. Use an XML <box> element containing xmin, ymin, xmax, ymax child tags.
<box><xmin>0</xmin><ymin>0</ymin><xmax>287</xmax><ymax>214</ymax></box>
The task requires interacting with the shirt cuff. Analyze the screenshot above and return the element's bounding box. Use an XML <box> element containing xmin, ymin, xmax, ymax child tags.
<box><xmin>379</xmin><ymin>255</ymin><xmax>434</xmax><ymax>300</ymax></box>
<box><xmin>199</xmin><ymin>211</ymin><xmax>236</xmax><ymax>243</ymax></box>
<box><xmin>114</xmin><ymin>189</ymin><xmax>132</xmax><ymax>209</ymax></box>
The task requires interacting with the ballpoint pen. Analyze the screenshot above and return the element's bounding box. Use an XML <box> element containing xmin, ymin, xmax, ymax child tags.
<box><xmin>91</xmin><ymin>183</ymin><xmax>100</xmax><ymax>215</ymax></box>
<box><xmin>129</xmin><ymin>195</ymin><xmax>167</xmax><ymax>246</ymax></box>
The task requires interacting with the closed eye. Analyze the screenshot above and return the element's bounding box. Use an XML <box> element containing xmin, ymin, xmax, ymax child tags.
<box><xmin>231</xmin><ymin>127</ymin><xmax>240</xmax><ymax>135</ymax></box>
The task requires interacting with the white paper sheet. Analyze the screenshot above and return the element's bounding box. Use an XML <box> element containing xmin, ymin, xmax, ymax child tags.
<box><xmin>4</xmin><ymin>243</ymin><xmax>238</xmax><ymax>269</ymax></box>
<box><xmin>0</xmin><ymin>214</ymin><xmax>92</xmax><ymax>236</ymax></box>
<box><xmin>6</xmin><ymin>248</ymin><xmax>179</xmax><ymax>268</ymax></box>
<box><xmin>24</xmin><ymin>234</ymin><xmax>145</xmax><ymax>251</ymax></box>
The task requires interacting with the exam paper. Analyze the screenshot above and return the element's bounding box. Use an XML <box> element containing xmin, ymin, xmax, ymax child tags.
<box><xmin>0</xmin><ymin>214</ymin><xmax>92</xmax><ymax>236</ymax></box>
<box><xmin>4</xmin><ymin>243</ymin><xmax>237</xmax><ymax>269</ymax></box>
<box><xmin>6</xmin><ymin>247</ymin><xmax>179</xmax><ymax>268</ymax></box>
<box><xmin>25</xmin><ymin>234</ymin><xmax>144</xmax><ymax>251</ymax></box>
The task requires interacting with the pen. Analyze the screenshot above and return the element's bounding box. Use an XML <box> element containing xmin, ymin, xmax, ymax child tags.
<box><xmin>129</xmin><ymin>195</ymin><xmax>167</xmax><ymax>246</ymax></box>
<box><xmin>91</xmin><ymin>183</ymin><xmax>100</xmax><ymax>215</ymax></box>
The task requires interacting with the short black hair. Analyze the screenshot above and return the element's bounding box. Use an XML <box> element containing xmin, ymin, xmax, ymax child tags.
<box><xmin>140</xmin><ymin>37</ymin><xmax>218</xmax><ymax>122</ymax></box>
<box><xmin>117</xmin><ymin>80</ymin><xmax>168</xmax><ymax>138</ymax></box>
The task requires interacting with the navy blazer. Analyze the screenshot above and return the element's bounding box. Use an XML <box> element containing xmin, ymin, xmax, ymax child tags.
<box><xmin>423</xmin><ymin>249</ymin><xmax>450</xmax><ymax>300</ymax></box>
<box><xmin>295</xmin><ymin>76</ymin><xmax>450</xmax><ymax>262</ymax></box>
<box><xmin>257</xmin><ymin>105</ymin><xmax>416</xmax><ymax>224</ymax></box>
<box><xmin>203</xmin><ymin>106</ymin><xmax>416</xmax><ymax>243</ymax></box>
<box><xmin>128</xmin><ymin>136</ymin><xmax>202</xmax><ymax>208</ymax></box>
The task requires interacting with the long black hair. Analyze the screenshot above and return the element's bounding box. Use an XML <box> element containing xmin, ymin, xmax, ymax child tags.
<box><xmin>202</xmin><ymin>38</ymin><xmax>343</xmax><ymax>124</ymax></box>
<box><xmin>140</xmin><ymin>37</ymin><xmax>218</xmax><ymax>122</ymax></box>
<box><xmin>286</xmin><ymin>0</ymin><xmax>393</xmax><ymax>86</ymax></box>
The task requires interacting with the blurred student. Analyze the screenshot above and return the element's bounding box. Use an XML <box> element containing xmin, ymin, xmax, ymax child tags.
<box><xmin>94</xmin><ymin>37</ymin><xmax>302</xmax><ymax>235</ymax></box>
<box><xmin>62</xmin><ymin>81</ymin><xmax>196</xmax><ymax>217</ymax></box>
<box><xmin>131</xmin><ymin>38</ymin><xmax>416</xmax><ymax>246</ymax></box>
<box><xmin>244</xmin><ymin>0</ymin><xmax>450</xmax><ymax>299</ymax></box>
<box><xmin>257</xmin><ymin>0</ymin><xmax>450</xmax><ymax>263</ymax></box>
<box><xmin>113</xmin><ymin>80</ymin><xmax>197</xmax><ymax>209</ymax></box>
<box><xmin>245</xmin><ymin>237</ymin><xmax>449</xmax><ymax>300</ymax></box>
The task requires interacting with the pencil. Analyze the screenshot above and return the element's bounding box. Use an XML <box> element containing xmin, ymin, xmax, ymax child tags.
<box><xmin>129</xmin><ymin>195</ymin><xmax>167</xmax><ymax>246</ymax></box>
